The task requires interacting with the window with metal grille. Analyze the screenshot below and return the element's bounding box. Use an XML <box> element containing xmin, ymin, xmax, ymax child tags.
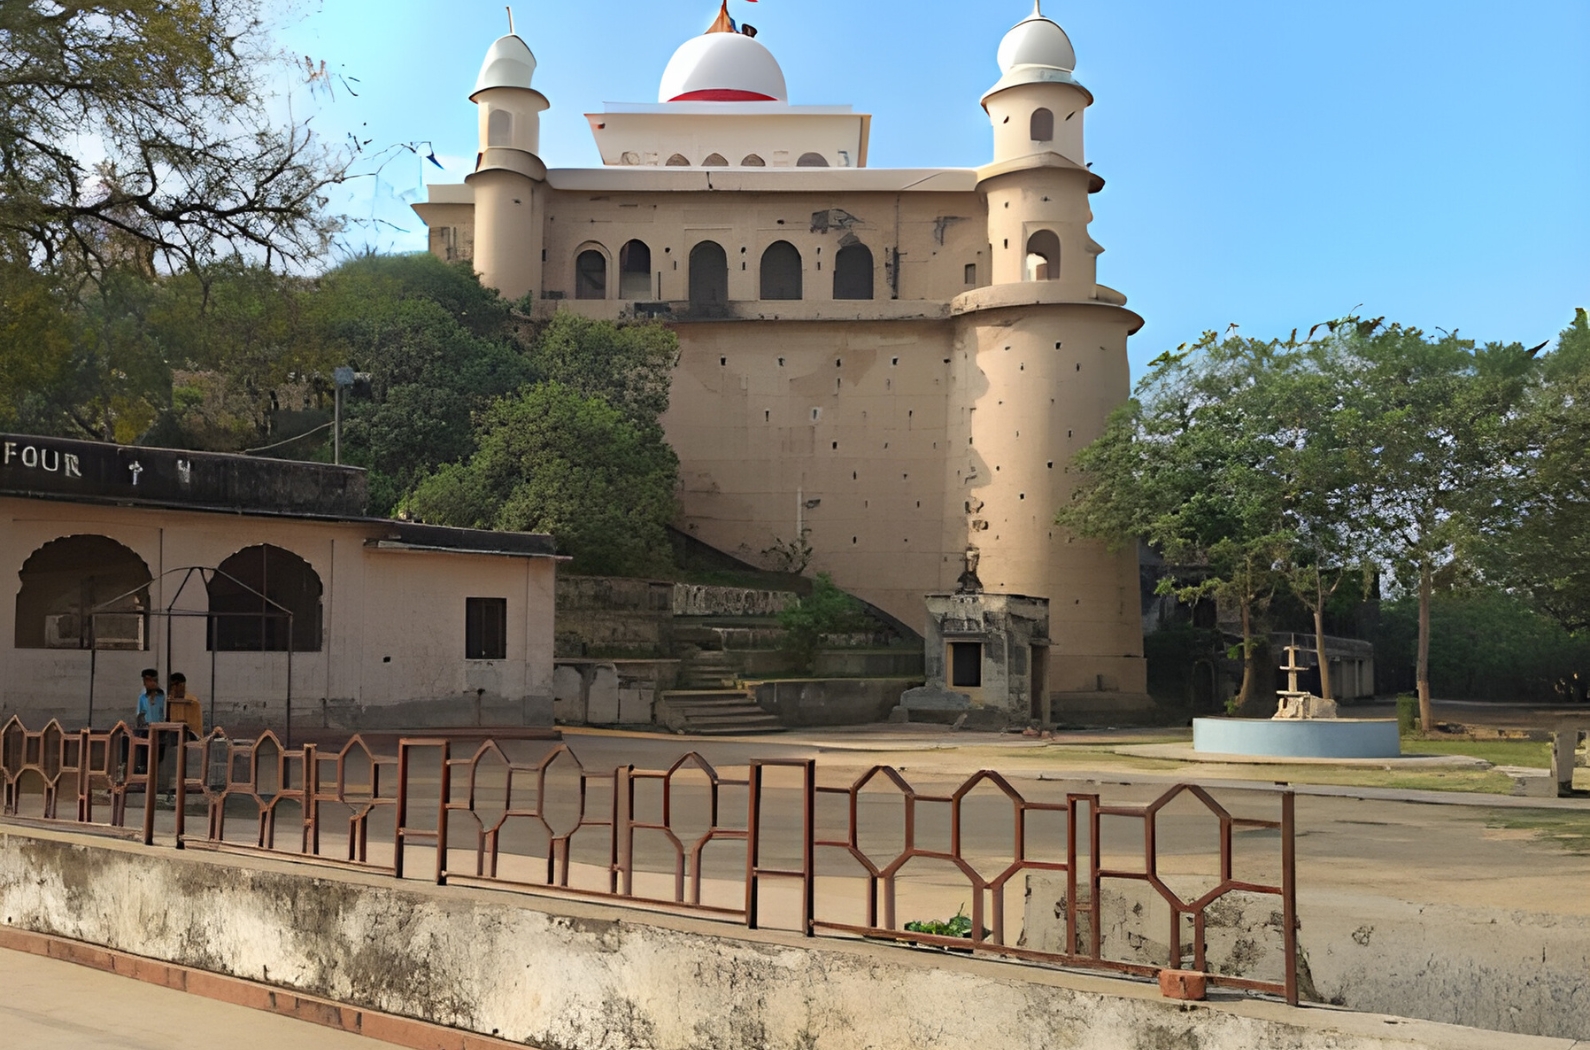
<box><xmin>465</xmin><ymin>597</ymin><xmax>507</xmax><ymax>660</ymax></box>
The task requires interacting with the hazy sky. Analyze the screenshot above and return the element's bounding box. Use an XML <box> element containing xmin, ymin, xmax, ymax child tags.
<box><xmin>277</xmin><ymin>0</ymin><xmax>1589</xmax><ymax>377</ymax></box>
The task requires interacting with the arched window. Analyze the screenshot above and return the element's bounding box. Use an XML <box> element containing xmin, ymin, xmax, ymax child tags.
<box><xmin>740</xmin><ymin>154</ymin><xmax>766</xmax><ymax>167</ymax></box>
<box><xmin>833</xmin><ymin>243</ymin><xmax>874</xmax><ymax>300</ymax></box>
<box><xmin>1025</xmin><ymin>230</ymin><xmax>1061</xmax><ymax>281</ymax></box>
<box><xmin>760</xmin><ymin>241</ymin><xmax>803</xmax><ymax>300</ymax></box>
<box><xmin>665</xmin><ymin>153</ymin><xmax>691</xmax><ymax>167</ymax></box>
<box><xmin>702</xmin><ymin>153</ymin><xmax>728</xmax><ymax>167</ymax></box>
<box><xmin>1030</xmin><ymin>108</ymin><xmax>1054</xmax><ymax>142</ymax></box>
<box><xmin>208</xmin><ymin>545</ymin><xmax>322</xmax><ymax>652</ymax></box>
<box><xmin>14</xmin><ymin>535</ymin><xmax>150</xmax><ymax>649</ymax></box>
<box><xmin>575</xmin><ymin>248</ymin><xmax>608</xmax><ymax>299</ymax></box>
<box><xmin>796</xmin><ymin>152</ymin><xmax>829</xmax><ymax>168</ymax></box>
<box><xmin>618</xmin><ymin>240</ymin><xmax>652</xmax><ymax>299</ymax></box>
<box><xmin>689</xmin><ymin>241</ymin><xmax>729</xmax><ymax>306</ymax></box>
<box><xmin>487</xmin><ymin>109</ymin><xmax>513</xmax><ymax>148</ymax></box>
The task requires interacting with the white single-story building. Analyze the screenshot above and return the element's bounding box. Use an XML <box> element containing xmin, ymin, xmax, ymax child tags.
<box><xmin>1</xmin><ymin>433</ymin><xmax>561</xmax><ymax>734</ymax></box>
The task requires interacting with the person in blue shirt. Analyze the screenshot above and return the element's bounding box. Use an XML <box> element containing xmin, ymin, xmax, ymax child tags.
<box><xmin>134</xmin><ymin>668</ymin><xmax>164</xmax><ymax>777</ymax></box>
<box><xmin>135</xmin><ymin>668</ymin><xmax>165</xmax><ymax>729</ymax></box>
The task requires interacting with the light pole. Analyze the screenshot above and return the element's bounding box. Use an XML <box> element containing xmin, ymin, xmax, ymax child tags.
<box><xmin>333</xmin><ymin>365</ymin><xmax>355</xmax><ymax>465</ymax></box>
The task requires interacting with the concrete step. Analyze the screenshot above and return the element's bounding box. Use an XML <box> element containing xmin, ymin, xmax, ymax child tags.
<box><xmin>656</xmin><ymin>689</ymin><xmax>784</xmax><ymax>736</ymax></box>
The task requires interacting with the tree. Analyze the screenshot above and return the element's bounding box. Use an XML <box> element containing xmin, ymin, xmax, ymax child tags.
<box><xmin>1</xmin><ymin>0</ymin><xmax>342</xmax><ymax>279</ymax></box>
<box><xmin>400</xmin><ymin>382</ymin><xmax>680</xmax><ymax>577</ymax></box>
<box><xmin>525</xmin><ymin>312</ymin><xmax>678</xmax><ymax>427</ymax></box>
<box><xmin>1327</xmin><ymin>322</ymin><xmax>1532</xmax><ymax>730</ymax></box>
<box><xmin>1484</xmin><ymin>309</ymin><xmax>1590</xmax><ymax>633</ymax></box>
<box><xmin>1060</xmin><ymin>332</ymin><xmax>1294</xmax><ymax>713</ymax></box>
<box><xmin>777</xmin><ymin>573</ymin><xmax>870</xmax><ymax>673</ymax></box>
<box><xmin>315</xmin><ymin>255</ymin><xmax>529</xmax><ymax>514</ymax></box>
<box><xmin>0</xmin><ymin>260</ymin><xmax>74</xmax><ymax>426</ymax></box>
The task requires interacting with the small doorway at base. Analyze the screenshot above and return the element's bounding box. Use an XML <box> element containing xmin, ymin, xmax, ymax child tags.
<box><xmin>1030</xmin><ymin>645</ymin><xmax>1048</xmax><ymax>721</ymax></box>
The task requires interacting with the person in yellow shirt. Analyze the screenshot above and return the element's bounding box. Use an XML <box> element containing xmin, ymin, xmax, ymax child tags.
<box><xmin>166</xmin><ymin>673</ymin><xmax>203</xmax><ymax>737</ymax></box>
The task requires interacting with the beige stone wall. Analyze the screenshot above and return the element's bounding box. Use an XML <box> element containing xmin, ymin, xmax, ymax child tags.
<box><xmin>0</xmin><ymin>498</ymin><xmax>556</xmax><ymax>729</ymax></box>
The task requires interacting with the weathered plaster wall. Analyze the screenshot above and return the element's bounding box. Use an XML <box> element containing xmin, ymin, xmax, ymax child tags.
<box><xmin>0</xmin><ymin>826</ymin><xmax>1555</xmax><ymax>1050</ymax></box>
<box><xmin>1022</xmin><ymin>877</ymin><xmax>1590</xmax><ymax>1041</ymax></box>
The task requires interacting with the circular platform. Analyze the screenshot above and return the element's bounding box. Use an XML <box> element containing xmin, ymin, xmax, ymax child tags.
<box><xmin>1192</xmin><ymin>717</ymin><xmax>1401</xmax><ymax>759</ymax></box>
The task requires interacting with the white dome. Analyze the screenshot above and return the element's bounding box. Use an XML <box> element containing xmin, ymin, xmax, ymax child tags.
<box><xmin>475</xmin><ymin>34</ymin><xmax>537</xmax><ymax>93</ymax></box>
<box><xmin>996</xmin><ymin>5</ymin><xmax>1076</xmax><ymax>74</ymax></box>
<box><xmin>659</xmin><ymin>32</ymin><xmax>788</xmax><ymax>103</ymax></box>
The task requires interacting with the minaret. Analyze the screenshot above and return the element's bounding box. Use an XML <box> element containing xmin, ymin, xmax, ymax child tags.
<box><xmin>946</xmin><ymin>2</ymin><xmax>1149</xmax><ymax>717</ymax></box>
<box><xmin>465</xmin><ymin>30</ymin><xmax>548</xmax><ymax>300</ymax></box>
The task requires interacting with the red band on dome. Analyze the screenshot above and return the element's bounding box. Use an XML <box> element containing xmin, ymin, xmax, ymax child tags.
<box><xmin>669</xmin><ymin>88</ymin><xmax>778</xmax><ymax>102</ymax></box>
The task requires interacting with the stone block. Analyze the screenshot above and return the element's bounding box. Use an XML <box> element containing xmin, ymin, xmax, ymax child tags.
<box><xmin>899</xmin><ymin>685</ymin><xmax>972</xmax><ymax>711</ymax></box>
<box><xmin>617</xmin><ymin>686</ymin><xmax>653</xmax><ymax>725</ymax></box>
<box><xmin>552</xmin><ymin>665</ymin><xmax>587</xmax><ymax>724</ymax></box>
<box><xmin>1158</xmin><ymin>969</ymin><xmax>1207</xmax><ymax>1001</ymax></box>
<box><xmin>586</xmin><ymin>664</ymin><xmax>620</xmax><ymax>724</ymax></box>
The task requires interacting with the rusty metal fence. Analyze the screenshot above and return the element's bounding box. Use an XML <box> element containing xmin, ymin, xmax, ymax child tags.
<box><xmin>1</xmin><ymin>717</ymin><xmax>1298</xmax><ymax>1004</ymax></box>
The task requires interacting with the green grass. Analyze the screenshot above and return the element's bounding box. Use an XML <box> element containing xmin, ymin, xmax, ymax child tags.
<box><xmin>1487</xmin><ymin>810</ymin><xmax>1590</xmax><ymax>853</ymax></box>
<box><xmin>1404</xmin><ymin>738</ymin><xmax>1551</xmax><ymax>768</ymax></box>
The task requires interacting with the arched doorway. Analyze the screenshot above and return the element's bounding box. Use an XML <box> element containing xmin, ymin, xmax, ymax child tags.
<box><xmin>575</xmin><ymin>248</ymin><xmax>608</xmax><ymax>300</ymax></box>
<box><xmin>14</xmin><ymin>535</ymin><xmax>150</xmax><ymax>649</ymax></box>
<box><xmin>833</xmin><ymin>243</ymin><xmax>874</xmax><ymax>300</ymax></box>
<box><xmin>760</xmin><ymin>241</ymin><xmax>803</xmax><ymax>300</ymax></box>
<box><xmin>208</xmin><ymin>545</ymin><xmax>322</xmax><ymax>652</ymax></box>
<box><xmin>618</xmin><ymin>239</ymin><xmax>652</xmax><ymax>299</ymax></box>
<box><xmin>1025</xmin><ymin>230</ymin><xmax>1061</xmax><ymax>281</ymax></box>
<box><xmin>689</xmin><ymin>241</ymin><xmax>729</xmax><ymax>307</ymax></box>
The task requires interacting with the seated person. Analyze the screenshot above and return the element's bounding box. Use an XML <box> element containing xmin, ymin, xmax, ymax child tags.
<box><xmin>166</xmin><ymin>673</ymin><xmax>203</xmax><ymax>737</ymax></box>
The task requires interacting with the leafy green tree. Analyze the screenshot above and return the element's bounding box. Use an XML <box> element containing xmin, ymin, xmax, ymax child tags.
<box><xmin>1</xmin><ymin>0</ymin><xmax>342</xmax><ymax>278</ymax></box>
<box><xmin>308</xmin><ymin>254</ymin><xmax>528</xmax><ymax>513</ymax></box>
<box><xmin>1060</xmin><ymin>331</ymin><xmax>1294</xmax><ymax>712</ymax></box>
<box><xmin>400</xmin><ymin>382</ymin><xmax>679</xmax><ymax>577</ymax></box>
<box><xmin>1374</xmin><ymin>585</ymin><xmax>1590</xmax><ymax>703</ymax></box>
<box><xmin>777</xmin><ymin>573</ymin><xmax>870</xmax><ymax>674</ymax></box>
<box><xmin>1484</xmin><ymin>309</ymin><xmax>1590</xmax><ymax>633</ymax></box>
<box><xmin>525</xmin><ymin>312</ymin><xmax>677</xmax><ymax>426</ymax></box>
<box><xmin>1327</xmin><ymin>322</ymin><xmax>1533</xmax><ymax>729</ymax></box>
<box><xmin>0</xmin><ymin>260</ymin><xmax>74</xmax><ymax>426</ymax></box>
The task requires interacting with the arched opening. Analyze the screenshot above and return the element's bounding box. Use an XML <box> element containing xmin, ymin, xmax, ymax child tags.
<box><xmin>575</xmin><ymin>248</ymin><xmax>608</xmax><ymax>299</ymax></box>
<box><xmin>832</xmin><ymin>243</ymin><xmax>874</xmax><ymax>300</ymax></box>
<box><xmin>208</xmin><ymin>545</ymin><xmax>322</xmax><ymax>652</ymax></box>
<box><xmin>740</xmin><ymin>154</ymin><xmax>766</xmax><ymax>167</ymax></box>
<box><xmin>618</xmin><ymin>240</ymin><xmax>652</xmax><ymax>300</ymax></box>
<box><xmin>1025</xmin><ymin>230</ymin><xmax>1061</xmax><ymax>281</ymax></box>
<box><xmin>702</xmin><ymin>153</ymin><xmax>729</xmax><ymax>167</ymax></box>
<box><xmin>665</xmin><ymin>153</ymin><xmax>691</xmax><ymax>167</ymax></box>
<box><xmin>1030</xmin><ymin>107</ymin><xmax>1054</xmax><ymax>142</ymax></box>
<box><xmin>689</xmin><ymin>241</ymin><xmax>729</xmax><ymax>306</ymax></box>
<box><xmin>15</xmin><ymin>535</ymin><xmax>150</xmax><ymax>649</ymax></box>
<box><xmin>796</xmin><ymin>152</ymin><xmax>829</xmax><ymax>167</ymax></box>
<box><xmin>760</xmin><ymin>241</ymin><xmax>803</xmax><ymax>300</ymax></box>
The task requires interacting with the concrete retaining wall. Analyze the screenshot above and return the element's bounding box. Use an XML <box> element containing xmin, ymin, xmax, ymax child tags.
<box><xmin>0</xmin><ymin>826</ymin><xmax>1563</xmax><ymax>1050</ymax></box>
<box><xmin>753</xmin><ymin>677</ymin><xmax>918</xmax><ymax>727</ymax></box>
<box><xmin>1022</xmin><ymin>877</ymin><xmax>1590</xmax><ymax>1041</ymax></box>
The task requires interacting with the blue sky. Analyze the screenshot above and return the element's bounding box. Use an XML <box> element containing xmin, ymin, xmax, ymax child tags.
<box><xmin>278</xmin><ymin>0</ymin><xmax>1590</xmax><ymax>378</ymax></box>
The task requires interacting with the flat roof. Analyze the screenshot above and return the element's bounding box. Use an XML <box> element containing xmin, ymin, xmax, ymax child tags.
<box><xmin>0</xmin><ymin>433</ymin><xmax>559</xmax><ymax>560</ymax></box>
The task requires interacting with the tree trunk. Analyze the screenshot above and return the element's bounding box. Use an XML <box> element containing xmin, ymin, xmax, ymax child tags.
<box><xmin>1235</xmin><ymin>601</ymin><xmax>1254</xmax><ymax>711</ymax></box>
<box><xmin>1417</xmin><ymin>561</ymin><xmax>1433</xmax><ymax>732</ymax></box>
<box><xmin>1313</xmin><ymin>603</ymin><xmax>1332</xmax><ymax>702</ymax></box>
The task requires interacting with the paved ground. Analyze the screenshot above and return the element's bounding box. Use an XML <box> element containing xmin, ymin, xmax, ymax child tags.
<box><xmin>0</xmin><ymin>947</ymin><xmax>405</xmax><ymax>1049</ymax></box>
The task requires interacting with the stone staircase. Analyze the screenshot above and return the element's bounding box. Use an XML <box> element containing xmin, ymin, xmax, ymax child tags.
<box><xmin>676</xmin><ymin>645</ymin><xmax>739</xmax><ymax>689</ymax></box>
<box><xmin>654</xmin><ymin>689</ymin><xmax>784</xmax><ymax>735</ymax></box>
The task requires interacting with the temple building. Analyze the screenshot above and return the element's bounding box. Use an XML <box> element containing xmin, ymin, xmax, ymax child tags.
<box><xmin>414</xmin><ymin>1</ymin><xmax>1152</xmax><ymax>721</ymax></box>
